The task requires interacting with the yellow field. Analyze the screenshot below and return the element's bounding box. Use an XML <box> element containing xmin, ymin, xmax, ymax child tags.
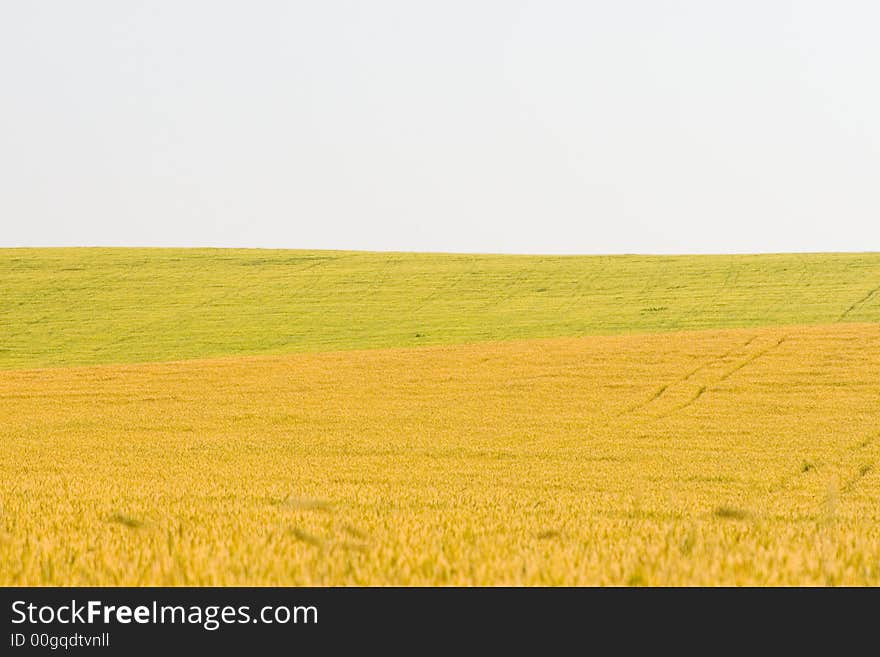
<box><xmin>2</xmin><ymin>323</ymin><xmax>878</xmax><ymax>585</ymax></box>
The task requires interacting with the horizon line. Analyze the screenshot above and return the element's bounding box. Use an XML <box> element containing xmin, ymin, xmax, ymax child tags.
<box><xmin>1</xmin><ymin>245</ymin><xmax>879</xmax><ymax>258</ymax></box>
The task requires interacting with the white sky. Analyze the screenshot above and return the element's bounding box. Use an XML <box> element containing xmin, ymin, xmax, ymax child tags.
<box><xmin>1</xmin><ymin>1</ymin><xmax>879</xmax><ymax>254</ymax></box>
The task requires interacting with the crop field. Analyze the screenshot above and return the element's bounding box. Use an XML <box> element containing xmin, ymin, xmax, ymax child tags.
<box><xmin>1</xmin><ymin>249</ymin><xmax>879</xmax><ymax>585</ymax></box>
<box><xmin>2</xmin><ymin>248</ymin><xmax>880</xmax><ymax>369</ymax></box>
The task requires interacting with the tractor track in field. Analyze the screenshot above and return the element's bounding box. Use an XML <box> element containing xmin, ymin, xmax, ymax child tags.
<box><xmin>475</xmin><ymin>264</ymin><xmax>532</xmax><ymax>314</ymax></box>
<box><xmin>87</xmin><ymin>255</ymin><xmax>345</xmax><ymax>359</ymax></box>
<box><xmin>764</xmin><ymin>430</ymin><xmax>878</xmax><ymax>508</ymax></box>
<box><xmin>684</xmin><ymin>258</ymin><xmax>738</xmax><ymax>328</ymax></box>
<box><xmin>554</xmin><ymin>257</ymin><xmax>607</xmax><ymax>320</ymax></box>
<box><xmin>622</xmin><ymin>332</ymin><xmax>788</xmax><ymax>420</ymax></box>
<box><xmin>409</xmin><ymin>256</ymin><xmax>477</xmax><ymax>316</ymax></box>
<box><xmin>718</xmin><ymin>335</ymin><xmax>787</xmax><ymax>381</ymax></box>
<box><xmin>1</xmin><ymin>267</ymin><xmax>168</xmax><ymax>349</ymax></box>
<box><xmin>766</xmin><ymin>254</ymin><xmax>811</xmax><ymax>318</ymax></box>
<box><xmin>838</xmin><ymin>283</ymin><xmax>880</xmax><ymax>321</ymax></box>
<box><xmin>621</xmin><ymin>334</ymin><xmax>754</xmax><ymax>416</ymax></box>
<box><xmin>681</xmin><ymin>336</ymin><xmax>756</xmax><ymax>382</ymax></box>
<box><xmin>841</xmin><ymin>431</ymin><xmax>877</xmax><ymax>495</ymax></box>
<box><xmin>281</xmin><ymin>252</ymin><xmax>418</xmax><ymax>350</ymax></box>
<box><xmin>659</xmin><ymin>385</ymin><xmax>708</xmax><ymax>418</ymax></box>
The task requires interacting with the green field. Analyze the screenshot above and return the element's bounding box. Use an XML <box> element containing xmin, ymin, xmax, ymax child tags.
<box><xmin>1</xmin><ymin>248</ymin><xmax>879</xmax><ymax>369</ymax></box>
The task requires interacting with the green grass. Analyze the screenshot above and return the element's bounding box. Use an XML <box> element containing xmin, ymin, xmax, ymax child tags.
<box><xmin>1</xmin><ymin>248</ymin><xmax>879</xmax><ymax>369</ymax></box>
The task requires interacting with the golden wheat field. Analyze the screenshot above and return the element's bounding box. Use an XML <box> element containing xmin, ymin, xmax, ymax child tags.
<box><xmin>2</xmin><ymin>322</ymin><xmax>878</xmax><ymax>585</ymax></box>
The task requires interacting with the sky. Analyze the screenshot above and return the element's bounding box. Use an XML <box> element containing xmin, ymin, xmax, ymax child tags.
<box><xmin>1</xmin><ymin>1</ymin><xmax>879</xmax><ymax>254</ymax></box>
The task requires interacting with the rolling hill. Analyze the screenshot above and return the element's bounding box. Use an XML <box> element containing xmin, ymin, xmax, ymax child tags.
<box><xmin>1</xmin><ymin>248</ymin><xmax>879</xmax><ymax>369</ymax></box>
